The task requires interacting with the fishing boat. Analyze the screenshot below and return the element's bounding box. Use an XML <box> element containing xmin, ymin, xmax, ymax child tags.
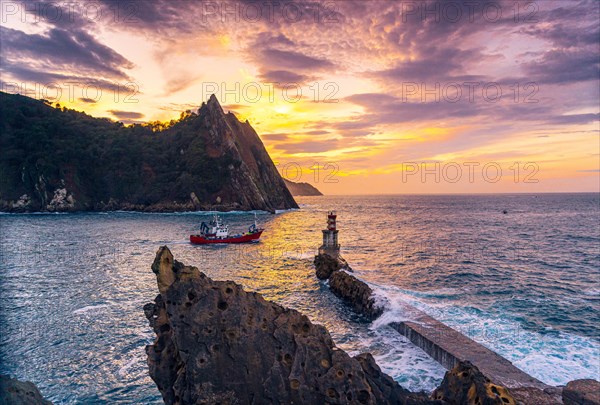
<box><xmin>190</xmin><ymin>214</ymin><xmax>264</xmax><ymax>244</ymax></box>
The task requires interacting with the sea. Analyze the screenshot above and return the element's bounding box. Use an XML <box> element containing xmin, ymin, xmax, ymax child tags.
<box><xmin>0</xmin><ymin>194</ymin><xmax>598</xmax><ymax>403</ymax></box>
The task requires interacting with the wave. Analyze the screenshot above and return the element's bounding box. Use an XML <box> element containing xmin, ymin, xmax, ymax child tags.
<box><xmin>275</xmin><ymin>208</ymin><xmax>299</xmax><ymax>214</ymax></box>
<box><xmin>73</xmin><ymin>304</ymin><xmax>110</xmax><ymax>314</ymax></box>
<box><xmin>117</xmin><ymin>357</ymin><xmax>138</xmax><ymax>377</ymax></box>
<box><xmin>367</xmin><ymin>283</ymin><xmax>600</xmax><ymax>386</ymax></box>
<box><xmin>583</xmin><ymin>288</ymin><xmax>600</xmax><ymax>296</ymax></box>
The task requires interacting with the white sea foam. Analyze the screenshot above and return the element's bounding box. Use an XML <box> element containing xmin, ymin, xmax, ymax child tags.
<box><xmin>583</xmin><ymin>287</ymin><xmax>600</xmax><ymax>296</ymax></box>
<box><xmin>275</xmin><ymin>208</ymin><xmax>299</xmax><ymax>214</ymax></box>
<box><xmin>117</xmin><ymin>357</ymin><xmax>138</xmax><ymax>377</ymax></box>
<box><xmin>340</xmin><ymin>311</ymin><xmax>446</xmax><ymax>392</ymax></box>
<box><xmin>73</xmin><ymin>304</ymin><xmax>110</xmax><ymax>314</ymax></box>
<box><xmin>368</xmin><ymin>282</ymin><xmax>600</xmax><ymax>386</ymax></box>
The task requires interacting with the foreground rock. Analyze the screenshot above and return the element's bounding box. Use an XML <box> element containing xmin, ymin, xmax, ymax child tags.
<box><xmin>563</xmin><ymin>379</ymin><xmax>600</xmax><ymax>405</ymax></box>
<box><xmin>432</xmin><ymin>362</ymin><xmax>516</xmax><ymax>405</ymax></box>
<box><xmin>0</xmin><ymin>375</ymin><xmax>52</xmax><ymax>405</ymax></box>
<box><xmin>314</xmin><ymin>252</ymin><xmax>384</xmax><ymax>321</ymax></box>
<box><xmin>145</xmin><ymin>246</ymin><xmax>434</xmax><ymax>404</ymax></box>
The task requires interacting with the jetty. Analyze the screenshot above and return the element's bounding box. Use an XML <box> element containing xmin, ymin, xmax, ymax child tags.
<box><xmin>388</xmin><ymin>300</ymin><xmax>547</xmax><ymax>390</ymax></box>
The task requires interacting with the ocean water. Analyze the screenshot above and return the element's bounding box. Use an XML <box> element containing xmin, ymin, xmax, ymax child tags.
<box><xmin>0</xmin><ymin>194</ymin><xmax>598</xmax><ymax>403</ymax></box>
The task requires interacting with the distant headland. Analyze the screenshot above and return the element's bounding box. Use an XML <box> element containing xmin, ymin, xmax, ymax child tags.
<box><xmin>283</xmin><ymin>178</ymin><xmax>323</xmax><ymax>196</ymax></box>
<box><xmin>0</xmin><ymin>92</ymin><xmax>297</xmax><ymax>213</ymax></box>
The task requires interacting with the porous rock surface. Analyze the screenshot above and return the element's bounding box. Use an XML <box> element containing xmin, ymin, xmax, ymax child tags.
<box><xmin>432</xmin><ymin>362</ymin><xmax>516</xmax><ymax>405</ymax></box>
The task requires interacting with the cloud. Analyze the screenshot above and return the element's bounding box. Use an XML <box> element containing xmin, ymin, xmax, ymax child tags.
<box><xmin>0</xmin><ymin>26</ymin><xmax>133</xmax><ymax>80</ymax></box>
<box><xmin>259</xmin><ymin>49</ymin><xmax>334</xmax><ymax>71</ymax></box>
<box><xmin>0</xmin><ymin>64</ymin><xmax>128</xmax><ymax>94</ymax></box>
<box><xmin>370</xmin><ymin>46</ymin><xmax>485</xmax><ymax>83</ymax></box>
<box><xmin>258</xmin><ymin>70</ymin><xmax>313</xmax><ymax>85</ymax></box>
<box><xmin>275</xmin><ymin>139</ymin><xmax>340</xmax><ymax>154</ymax></box>
<box><xmin>249</xmin><ymin>31</ymin><xmax>335</xmax><ymax>86</ymax></box>
<box><xmin>523</xmin><ymin>49</ymin><xmax>600</xmax><ymax>84</ymax></box>
<box><xmin>252</xmin><ymin>32</ymin><xmax>296</xmax><ymax>48</ymax></box>
<box><xmin>109</xmin><ymin>110</ymin><xmax>145</xmax><ymax>120</ymax></box>
<box><xmin>547</xmin><ymin>113</ymin><xmax>600</xmax><ymax>125</ymax></box>
<box><xmin>345</xmin><ymin>92</ymin><xmax>484</xmax><ymax>125</ymax></box>
<box><xmin>261</xmin><ymin>133</ymin><xmax>290</xmax><ymax>141</ymax></box>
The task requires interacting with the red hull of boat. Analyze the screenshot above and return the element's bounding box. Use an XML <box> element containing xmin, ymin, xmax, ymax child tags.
<box><xmin>190</xmin><ymin>230</ymin><xmax>263</xmax><ymax>244</ymax></box>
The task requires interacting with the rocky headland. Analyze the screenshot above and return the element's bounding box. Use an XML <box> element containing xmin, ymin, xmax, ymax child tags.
<box><xmin>0</xmin><ymin>92</ymin><xmax>297</xmax><ymax>213</ymax></box>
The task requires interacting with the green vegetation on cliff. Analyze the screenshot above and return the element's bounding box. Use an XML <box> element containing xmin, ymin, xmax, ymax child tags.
<box><xmin>0</xmin><ymin>92</ymin><xmax>297</xmax><ymax>212</ymax></box>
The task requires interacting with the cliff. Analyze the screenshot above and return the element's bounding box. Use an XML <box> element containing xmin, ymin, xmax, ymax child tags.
<box><xmin>0</xmin><ymin>92</ymin><xmax>297</xmax><ymax>212</ymax></box>
<box><xmin>284</xmin><ymin>179</ymin><xmax>323</xmax><ymax>196</ymax></box>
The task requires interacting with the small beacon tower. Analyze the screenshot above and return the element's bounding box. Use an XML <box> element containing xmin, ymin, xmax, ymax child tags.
<box><xmin>319</xmin><ymin>211</ymin><xmax>340</xmax><ymax>256</ymax></box>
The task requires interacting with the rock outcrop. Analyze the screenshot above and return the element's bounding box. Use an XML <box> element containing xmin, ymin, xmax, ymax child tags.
<box><xmin>144</xmin><ymin>246</ymin><xmax>434</xmax><ymax>405</ymax></box>
<box><xmin>284</xmin><ymin>179</ymin><xmax>323</xmax><ymax>196</ymax></box>
<box><xmin>563</xmin><ymin>379</ymin><xmax>600</xmax><ymax>405</ymax></box>
<box><xmin>0</xmin><ymin>374</ymin><xmax>52</xmax><ymax>405</ymax></box>
<box><xmin>314</xmin><ymin>253</ymin><xmax>384</xmax><ymax>321</ymax></box>
<box><xmin>432</xmin><ymin>362</ymin><xmax>516</xmax><ymax>405</ymax></box>
<box><xmin>328</xmin><ymin>270</ymin><xmax>384</xmax><ymax>320</ymax></box>
<box><xmin>0</xmin><ymin>91</ymin><xmax>297</xmax><ymax>213</ymax></box>
<box><xmin>314</xmin><ymin>253</ymin><xmax>352</xmax><ymax>280</ymax></box>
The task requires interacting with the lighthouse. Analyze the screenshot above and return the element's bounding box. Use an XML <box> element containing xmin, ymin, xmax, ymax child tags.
<box><xmin>319</xmin><ymin>211</ymin><xmax>340</xmax><ymax>256</ymax></box>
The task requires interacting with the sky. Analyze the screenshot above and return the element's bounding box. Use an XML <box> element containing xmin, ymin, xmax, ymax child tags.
<box><xmin>1</xmin><ymin>0</ymin><xmax>599</xmax><ymax>194</ymax></box>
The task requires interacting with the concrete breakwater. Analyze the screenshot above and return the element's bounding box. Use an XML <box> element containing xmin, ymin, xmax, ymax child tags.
<box><xmin>386</xmin><ymin>301</ymin><xmax>566</xmax><ymax>404</ymax></box>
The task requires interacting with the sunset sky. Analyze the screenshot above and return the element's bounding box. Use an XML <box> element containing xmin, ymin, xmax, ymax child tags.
<box><xmin>1</xmin><ymin>0</ymin><xmax>599</xmax><ymax>194</ymax></box>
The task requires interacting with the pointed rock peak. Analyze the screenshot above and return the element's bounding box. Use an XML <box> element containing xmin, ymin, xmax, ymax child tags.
<box><xmin>206</xmin><ymin>94</ymin><xmax>224</xmax><ymax>114</ymax></box>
